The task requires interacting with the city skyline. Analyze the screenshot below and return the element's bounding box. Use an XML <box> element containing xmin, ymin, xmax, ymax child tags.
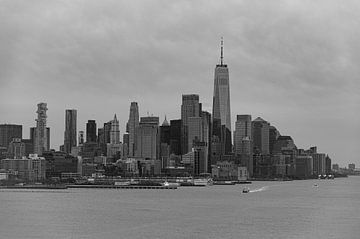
<box><xmin>0</xmin><ymin>1</ymin><xmax>359</xmax><ymax>167</ymax></box>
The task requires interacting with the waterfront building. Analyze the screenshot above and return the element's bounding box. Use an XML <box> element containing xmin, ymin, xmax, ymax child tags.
<box><xmin>135</xmin><ymin>116</ymin><xmax>159</xmax><ymax>160</ymax></box>
<box><xmin>349</xmin><ymin>163</ymin><xmax>355</xmax><ymax>171</ymax></box>
<box><xmin>0</xmin><ymin>124</ymin><xmax>22</xmax><ymax>149</ymax></box>
<box><xmin>325</xmin><ymin>155</ymin><xmax>331</xmax><ymax>174</ymax></box>
<box><xmin>312</xmin><ymin>153</ymin><xmax>326</xmax><ymax>175</ymax></box>
<box><xmin>86</xmin><ymin>120</ymin><xmax>97</xmax><ymax>143</ymax></box>
<box><xmin>193</xmin><ymin>141</ymin><xmax>208</xmax><ymax>175</ymax></box>
<box><xmin>211</xmin><ymin>160</ymin><xmax>245</xmax><ymax>180</ymax></box>
<box><xmin>0</xmin><ymin>154</ymin><xmax>46</xmax><ymax>181</ymax></box>
<box><xmin>295</xmin><ymin>155</ymin><xmax>313</xmax><ymax>178</ymax></box>
<box><xmin>64</xmin><ymin>109</ymin><xmax>77</xmax><ymax>154</ymax></box>
<box><xmin>332</xmin><ymin>164</ymin><xmax>339</xmax><ymax>171</ymax></box>
<box><xmin>127</xmin><ymin>102</ymin><xmax>139</xmax><ymax>157</ymax></box>
<box><xmin>181</xmin><ymin>94</ymin><xmax>201</xmax><ymax>154</ymax></box>
<box><xmin>34</xmin><ymin>103</ymin><xmax>49</xmax><ymax>155</ymax></box>
<box><xmin>42</xmin><ymin>151</ymin><xmax>79</xmax><ymax>179</ymax></box>
<box><xmin>212</xmin><ymin>38</ymin><xmax>232</xmax><ymax>155</ymax></box>
<box><xmin>252</xmin><ymin>117</ymin><xmax>270</xmax><ymax>155</ymax></box>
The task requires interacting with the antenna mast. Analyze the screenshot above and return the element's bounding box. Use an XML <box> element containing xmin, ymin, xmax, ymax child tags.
<box><xmin>220</xmin><ymin>37</ymin><xmax>224</xmax><ymax>66</ymax></box>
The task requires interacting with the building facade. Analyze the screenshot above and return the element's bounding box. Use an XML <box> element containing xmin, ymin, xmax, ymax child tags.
<box><xmin>0</xmin><ymin>124</ymin><xmax>22</xmax><ymax>149</ymax></box>
<box><xmin>64</xmin><ymin>109</ymin><xmax>77</xmax><ymax>154</ymax></box>
<box><xmin>212</xmin><ymin>39</ymin><xmax>231</xmax><ymax>155</ymax></box>
<box><xmin>252</xmin><ymin>117</ymin><xmax>270</xmax><ymax>155</ymax></box>
<box><xmin>181</xmin><ymin>94</ymin><xmax>201</xmax><ymax>154</ymax></box>
<box><xmin>34</xmin><ymin>103</ymin><xmax>49</xmax><ymax>155</ymax></box>
<box><xmin>86</xmin><ymin>120</ymin><xmax>97</xmax><ymax>143</ymax></box>
<box><xmin>135</xmin><ymin>116</ymin><xmax>159</xmax><ymax>160</ymax></box>
<box><xmin>127</xmin><ymin>102</ymin><xmax>139</xmax><ymax>157</ymax></box>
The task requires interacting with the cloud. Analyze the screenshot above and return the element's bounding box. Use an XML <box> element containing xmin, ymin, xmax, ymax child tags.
<box><xmin>0</xmin><ymin>0</ymin><xmax>359</xmax><ymax>166</ymax></box>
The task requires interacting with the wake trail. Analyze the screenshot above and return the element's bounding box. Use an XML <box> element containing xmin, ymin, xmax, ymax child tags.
<box><xmin>249</xmin><ymin>186</ymin><xmax>269</xmax><ymax>193</ymax></box>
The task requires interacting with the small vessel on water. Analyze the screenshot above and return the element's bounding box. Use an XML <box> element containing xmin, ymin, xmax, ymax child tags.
<box><xmin>242</xmin><ymin>187</ymin><xmax>250</xmax><ymax>193</ymax></box>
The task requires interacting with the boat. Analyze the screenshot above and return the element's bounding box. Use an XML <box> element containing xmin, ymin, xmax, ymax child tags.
<box><xmin>242</xmin><ymin>187</ymin><xmax>250</xmax><ymax>193</ymax></box>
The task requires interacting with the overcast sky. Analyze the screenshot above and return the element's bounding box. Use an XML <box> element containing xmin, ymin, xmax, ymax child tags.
<box><xmin>0</xmin><ymin>0</ymin><xmax>359</xmax><ymax>167</ymax></box>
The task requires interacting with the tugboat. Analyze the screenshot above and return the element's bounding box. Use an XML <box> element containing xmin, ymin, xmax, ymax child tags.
<box><xmin>242</xmin><ymin>187</ymin><xmax>250</xmax><ymax>193</ymax></box>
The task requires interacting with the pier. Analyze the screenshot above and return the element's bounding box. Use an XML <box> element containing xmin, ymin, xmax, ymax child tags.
<box><xmin>67</xmin><ymin>184</ymin><xmax>177</xmax><ymax>189</ymax></box>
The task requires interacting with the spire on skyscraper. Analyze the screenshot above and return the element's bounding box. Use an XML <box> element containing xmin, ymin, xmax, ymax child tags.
<box><xmin>220</xmin><ymin>37</ymin><xmax>224</xmax><ymax>66</ymax></box>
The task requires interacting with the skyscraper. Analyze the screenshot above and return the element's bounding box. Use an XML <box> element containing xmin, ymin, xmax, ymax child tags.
<box><xmin>64</xmin><ymin>109</ymin><xmax>77</xmax><ymax>154</ymax></box>
<box><xmin>110</xmin><ymin>114</ymin><xmax>120</xmax><ymax>144</ymax></box>
<box><xmin>181</xmin><ymin>94</ymin><xmax>201</xmax><ymax>154</ymax></box>
<box><xmin>127</xmin><ymin>102</ymin><xmax>139</xmax><ymax>157</ymax></box>
<box><xmin>170</xmin><ymin>119</ymin><xmax>181</xmax><ymax>155</ymax></box>
<box><xmin>234</xmin><ymin>115</ymin><xmax>252</xmax><ymax>155</ymax></box>
<box><xmin>234</xmin><ymin>115</ymin><xmax>253</xmax><ymax>176</ymax></box>
<box><xmin>86</xmin><ymin>120</ymin><xmax>97</xmax><ymax>143</ymax></box>
<box><xmin>188</xmin><ymin>117</ymin><xmax>203</xmax><ymax>152</ymax></box>
<box><xmin>136</xmin><ymin>116</ymin><xmax>159</xmax><ymax>160</ymax></box>
<box><xmin>34</xmin><ymin>103</ymin><xmax>49</xmax><ymax>155</ymax></box>
<box><xmin>107</xmin><ymin>114</ymin><xmax>121</xmax><ymax>159</ymax></box>
<box><xmin>252</xmin><ymin>117</ymin><xmax>270</xmax><ymax>155</ymax></box>
<box><xmin>212</xmin><ymin>38</ymin><xmax>232</xmax><ymax>154</ymax></box>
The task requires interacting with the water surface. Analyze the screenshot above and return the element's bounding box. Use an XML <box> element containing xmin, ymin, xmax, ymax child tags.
<box><xmin>0</xmin><ymin>177</ymin><xmax>359</xmax><ymax>239</ymax></box>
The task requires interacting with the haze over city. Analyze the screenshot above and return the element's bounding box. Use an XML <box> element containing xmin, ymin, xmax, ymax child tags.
<box><xmin>0</xmin><ymin>0</ymin><xmax>359</xmax><ymax>167</ymax></box>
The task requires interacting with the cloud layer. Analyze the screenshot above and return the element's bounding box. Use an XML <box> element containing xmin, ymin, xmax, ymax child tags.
<box><xmin>0</xmin><ymin>0</ymin><xmax>359</xmax><ymax>166</ymax></box>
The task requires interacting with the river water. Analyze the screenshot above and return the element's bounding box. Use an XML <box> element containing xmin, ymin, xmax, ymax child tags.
<box><xmin>0</xmin><ymin>177</ymin><xmax>359</xmax><ymax>239</ymax></box>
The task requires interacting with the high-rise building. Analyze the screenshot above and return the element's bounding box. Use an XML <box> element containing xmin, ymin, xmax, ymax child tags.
<box><xmin>252</xmin><ymin>117</ymin><xmax>270</xmax><ymax>155</ymax></box>
<box><xmin>34</xmin><ymin>103</ymin><xmax>49</xmax><ymax>155</ymax></box>
<box><xmin>135</xmin><ymin>116</ymin><xmax>159</xmax><ymax>160</ymax></box>
<box><xmin>127</xmin><ymin>102</ymin><xmax>139</xmax><ymax>157</ymax></box>
<box><xmin>234</xmin><ymin>115</ymin><xmax>252</xmax><ymax>155</ymax></box>
<box><xmin>64</xmin><ymin>109</ymin><xmax>77</xmax><ymax>154</ymax></box>
<box><xmin>312</xmin><ymin>153</ymin><xmax>326</xmax><ymax>175</ymax></box>
<box><xmin>0</xmin><ymin>124</ymin><xmax>22</xmax><ymax>149</ymax></box>
<box><xmin>78</xmin><ymin>131</ymin><xmax>84</xmax><ymax>145</ymax></box>
<box><xmin>86</xmin><ymin>120</ymin><xmax>97</xmax><ymax>143</ymax></box>
<box><xmin>269</xmin><ymin>126</ymin><xmax>280</xmax><ymax>155</ymax></box>
<box><xmin>107</xmin><ymin>114</ymin><xmax>122</xmax><ymax>160</ymax></box>
<box><xmin>110</xmin><ymin>114</ymin><xmax>120</xmax><ymax>144</ymax></box>
<box><xmin>181</xmin><ymin>94</ymin><xmax>201</xmax><ymax>154</ymax></box>
<box><xmin>234</xmin><ymin>115</ymin><xmax>253</xmax><ymax>176</ymax></box>
<box><xmin>212</xmin><ymin>38</ymin><xmax>232</xmax><ymax>154</ymax></box>
<box><xmin>160</xmin><ymin>117</ymin><xmax>171</xmax><ymax>168</ymax></box>
<box><xmin>170</xmin><ymin>119</ymin><xmax>182</xmax><ymax>155</ymax></box>
<box><xmin>188</xmin><ymin>117</ymin><xmax>203</xmax><ymax>152</ymax></box>
<box><xmin>122</xmin><ymin>133</ymin><xmax>129</xmax><ymax>159</ymax></box>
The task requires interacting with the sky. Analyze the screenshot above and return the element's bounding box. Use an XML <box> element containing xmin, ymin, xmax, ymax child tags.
<box><xmin>0</xmin><ymin>0</ymin><xmax>359</xmax><ymax>167</ymax></box>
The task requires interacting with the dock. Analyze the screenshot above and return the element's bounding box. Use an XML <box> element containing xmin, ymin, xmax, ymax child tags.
<box><xmin>67</xmin><ymin>184</ymin><xmax>177</xmax><ymax>189</ymax></box>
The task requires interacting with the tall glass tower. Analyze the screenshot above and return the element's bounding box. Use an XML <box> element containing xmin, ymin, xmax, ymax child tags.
<box><xmin>64</xmin><ymin>109</ymin><xmax>77</xmax><ymax>154</ymax></box>
<box><xmin>212</xmin><ymin>38</ymin><xmax>232</xmax><ymax>154</ymax></box>
<box><xmin>34</xmin><ymin>102</ymin><xmax>48</xmax><ymax>155</ymax></box>
<box><xmin>127</xmin><ymin>102</ymin><xmax>139</xmax><ymax>157</ymax></box>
